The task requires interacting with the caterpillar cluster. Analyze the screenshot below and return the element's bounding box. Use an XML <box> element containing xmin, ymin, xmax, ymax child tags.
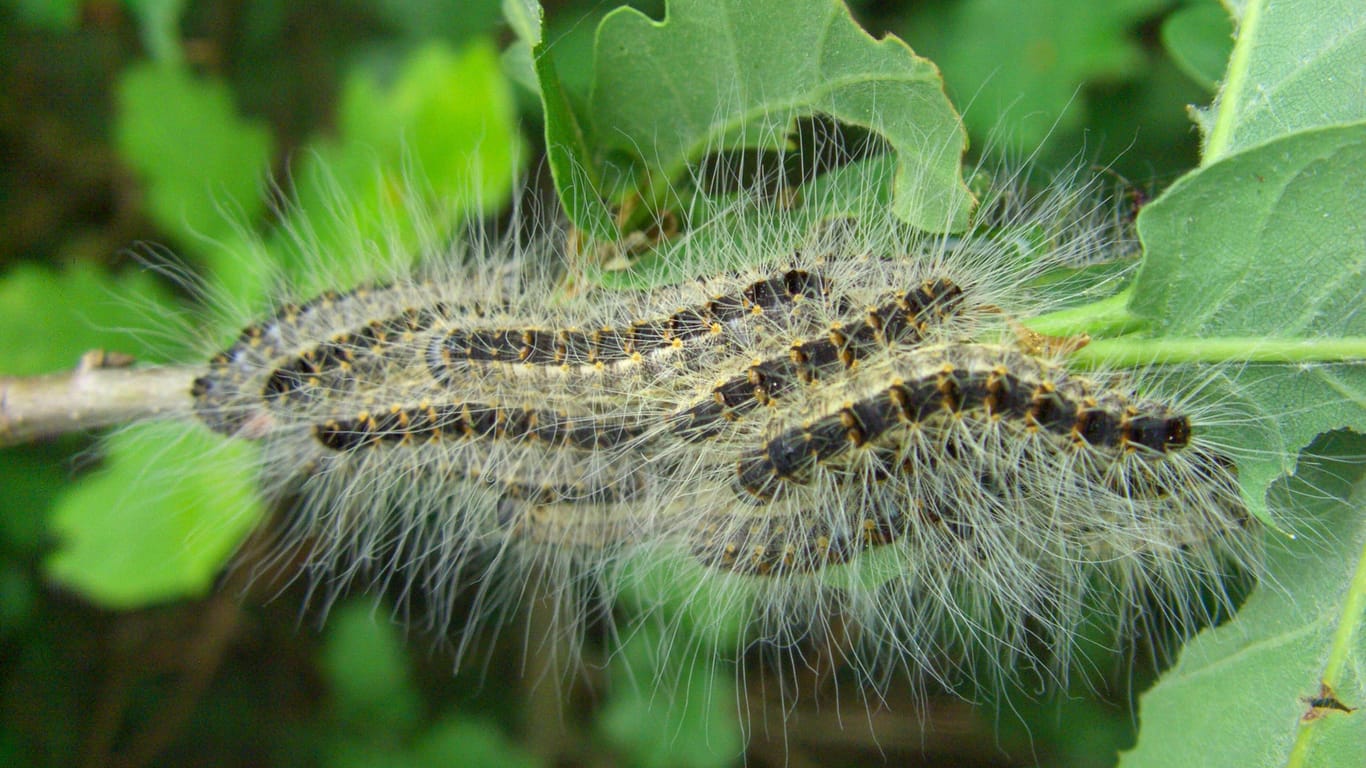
<box><xmin>179</xmin><ymin>165</ymin><xmax>1258</xmax><ymax>700</ymax></box>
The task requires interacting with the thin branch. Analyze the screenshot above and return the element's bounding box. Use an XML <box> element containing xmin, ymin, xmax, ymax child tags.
<box><xmin>0</xmin><ymin>351</ymin><xmax>198</xmax><ymax>447</ymax></box>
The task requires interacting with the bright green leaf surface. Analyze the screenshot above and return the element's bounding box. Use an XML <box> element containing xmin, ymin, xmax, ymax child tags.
<box><xmin>538</xmin><ymin>1</ymin><xmax>617</xmax><ymax>108</ymax></box>
<box><xmin>1162</xmin><ymin>2</ymin><xmax>1234</xmax><ymax>91</ymax></box>
<box><xmin>1133</xmin><ymin>122</ymin><xmax>1366</xmax><ymax>521</ymax></box>
<box><xmin>1121</xmin><ymin>432</ymin><xmax>1366</xmax><ymax>768</ymax></box>
<box><xmin>591</xmin><ymin>0</ymin><xmax>971</xmax><ymax>232</ymax></box>
<box><xmin>616</xmin><ymin>548</ymin><xmax>753</xmax><ymax>652</ymax></box>
<box><xmin>1204</xmin><ymin>0</ymin><xmax>1366</xmax><ymax>163</ymax></box>
<box><xmin>45</xmin><ymin>424</ymin><xmax>264</xmax><ymax>607</ymax></box>
<box><xmin>114</xmin><ymin>63</ymin><xmax>273</xmax><ymax>245</ymax></box>
<box><xmin>332</xmin><ymin>40</ymin><xmax>521</xmax><ymax>209</ymax></box>
<box><xmin>279</xmin><ymin>40</ymin><xmax>523</xmax><ymax>298</ymax></box>
<box><xmin>0</xmin><ymin>262</ymin><xmax>181</xmax><ymax>377</ymax></box>
<box><xmin>1135</xmin><ymin>123</ymin><xmax>1366</xmax><ymax>335</ymax></box>
<box><xmin>501</xmin><ymin>0</ymin><xmax>581</xmax><ymax>197</ymax></box>
<box><xmin>503</xmin><ymin>0</ymin><xmax>618</xmax><ymax>110</ymax></box>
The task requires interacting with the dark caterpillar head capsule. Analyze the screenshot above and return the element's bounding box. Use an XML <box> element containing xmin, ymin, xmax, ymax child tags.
<box><xmin>1124</xmin><ymin>413</ymin><xmax>1192</xmax><ymax>453</ymax></box>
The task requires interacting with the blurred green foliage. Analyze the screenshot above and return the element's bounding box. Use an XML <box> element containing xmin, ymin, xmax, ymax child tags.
<box><xmin>0</xmin><ymin>1</ymin><xmax>1362</xmax><ymax>767</ymax></box>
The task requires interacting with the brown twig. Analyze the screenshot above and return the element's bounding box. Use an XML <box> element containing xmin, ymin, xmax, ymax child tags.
<box><xmin>0</xmin><ymin>350</ymin><xmax>198</xmax><ymax>447</ymax></box>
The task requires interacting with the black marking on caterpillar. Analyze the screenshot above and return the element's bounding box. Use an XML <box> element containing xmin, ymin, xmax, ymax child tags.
<box><xmin>689</xmin><ymin>445</ymin><xmax>1019</xmax><ymax>576</ymax></box>
<box><xmin>261</xmin><ymin>304</ymin><xmax>451</xmax><ymax>406</ymax></box>
<box><xmin>425</xmin><ymin>269</ymin><xmax>833</xmax><ymax>381</ymax></box>
<box><xmin>228</xmin><ymin>286</ymin><xmax>370</xmax><ymax>360</ymax></box>
<box><xmin>689</xmin><ymin>495</ymin><xmax>914</xmax><ymax>576</ymax></box>
<box><xmin>670</xmin><ymin>277</ymin><xmax>967</xmax><ymax>439</ymax></box>
<box><xmin>191</xmin><ymin>282</ymin><xmax>494</xmax><ymax>435</ymax></box>
<box><xmin>733</xmin><ymin>344</ymin><xmax>1192</xmax><ymax>502</ymax></box>
<box><xmin>312</xmin><ymin>402</ymin><xmax>650</xmax><ymax>452</ymax></box>
<box><xmin>192</xmin><ymin>286</ymin><xmax>378</xmax><ymax>431</ymax></box>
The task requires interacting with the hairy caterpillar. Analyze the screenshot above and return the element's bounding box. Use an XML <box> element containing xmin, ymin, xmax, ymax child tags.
<box><xmin>13</xmin><ymin>84</ymin><xmax>1356</xmax><ymax>765</ymax></box>
<box><xmin>143</xmin><ymin>152</ymin><xmax>1273</xmax><ymax>711</ymax></box>
<box><xmin>6</xmin><ymin>2</ymin><xmax>1363</xmax><ymax>765</ymax></box>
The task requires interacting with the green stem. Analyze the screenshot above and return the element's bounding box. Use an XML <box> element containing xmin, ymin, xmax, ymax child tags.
<box><xmin>1022</xmin><ymin>288</ymin><xmax>1149</xmax><ymax>338</ymax></box>
<box><xmin>1203</xmin><ymin>0</ymin><xmax>1263</xmax><ymax>164</ymax></box>
<box><xmin>1066</xmin><ymin>336</ymin><xmax>1366</xmax><ymax>370</ymax></box>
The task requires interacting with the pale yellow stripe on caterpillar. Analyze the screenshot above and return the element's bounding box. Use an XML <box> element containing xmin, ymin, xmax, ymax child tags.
<box><xmin>194</xmin><ymin>268</ymin><xmax>840</xmax><ymax>441</ymax></box>
<box><xmin>421</xmin><ymin>268</ymin><xmax>843</xmax><ymax>391</ymax></box>
<box><xmin>690</xmin><ymin>440</ymin><xmax>1247</xmax><ymax>581</ymax></box>
<box><xmin>255</xmin><ymin>334</ymin><xmax>1219</xmax><ymax>580</ymax></box>
<box><xmin>195</xmin><ymin>209</ymin><xmax>1082</xmax><ymax>447</ymax></box>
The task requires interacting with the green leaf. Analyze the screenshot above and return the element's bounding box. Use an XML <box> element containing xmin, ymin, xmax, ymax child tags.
<box><xmin>0</xmin><ymin>262</ymin><xmax>182</xmax><ymax>377</ymax></box>
<box><xmin>278</xmin><ymin>40</ymin><xmax>523</xmax><ymax>298</ymax></box>
<box><xmin>1134</xmin><ymin>123</ymin><xmax>1366</xmax><ymax>336</ymax></box>
<box><xmin>502</xmin><ymin>0</ymin><xmax>541</xmax><ymax>46</ymax></box>
<box><xmin>1203</xmin><ymin>0</ymin><xmax>1366</xmax><ymax>163</ymax></box>
<box><xmin>590</xmin><ymin>0</ymin><xmax>972</xmax><ymax>232</ymax></box>
<box><xmin>513</xmin><ymin>1</ymin><xmax>617</xmax><ymax>239</ymax></box>
<box><xmin>616</xmin><ymin>548</ymin><xmax>753</xmax><ymax>651</ymax></box>
<box><xmin>321</xmin><ymin>601</ymin><xmax>422</xmax><ymax>733</ymax></box>
<box><xmin>900</xmin><ymin>0</ymin><xmax>1165</xmax><ymax>155</ymax></box>
<box><xmin>596</xmin><ymin>622</ymin><xmax>742</xmax><ymax>768</ymax></box>
<box><xmin>1133</xmin><ymin>122</ymin><xmax>1366</xmax><ymax>522</ymax></box>
<box><xmin>1121</xmin><ymin>432</ymin><xmax>1366</xmax><ymax>768</ymax></box>
<box><xmin>410</xmin><ymin>718</ymin><xmax>539</xmax><ymax>768</ymax></box>
<box><xmin>1161</xmin><ymin>2</ymin><xmax>1235</xmax><ymax>92</ymax></box>
<box><xmin>333</xmin><ymin>40</ymin><xmax>521</xmax><ymax>204</ymax></box>
<box><xmin>45</xmin><ymin>424</ymin><xmax>264</xmax><ymax>607</ymax></box>
<box><xmin>114</xmin><ymin>62</ymin><xmax>273</xmax><ymax>245</ymax></box>
<box><xmin>122</xmin><ymin>0</ymin><xmax>188</xmax><ymax>62</ymax></box>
